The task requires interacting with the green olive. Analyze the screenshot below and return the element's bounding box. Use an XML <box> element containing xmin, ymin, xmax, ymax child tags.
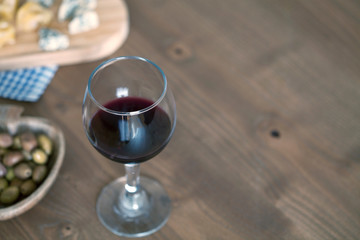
<box><xmin>10</xmin><ymin>178</ymin><xmax>23</xmax><ymax>187</ymax></box>
<box><xmin>0</xmin><ymin>186</ymin><xmax>19</xmax><ymax>204</ymax></box>
<box><xmin>12</xmin><ymin>135</ymin><xmax>22</xmax><ymax>149</ymax></box>
<box><xmin>0</xmin><ymin>178</ymin><xmax>8</xmax><ymax>192</ymax></box>
<box><xmin>37</xmin><ymin>134</ymin><xmax>52</xmax><ymax>155</ymax></box>
<box><xmin>14</xmin><ymin>162</ymin><xmax>32</xmax><ymax>180</ymax></box>
<box><xmin>32</xmin><ymin>165</ymin><xmax>47</xmax><ymax>183</ymax></box>
<box><xmin>0</xmin><ymin>133</ymin><xmax>13</xmax><ymax>148</ymax></box>
<box><xmin>3</xmin><ymin>151</ymin><xmax>24</xmax><ymax>167</ymax></box>
<box><xmin>0</xmin><ymin>148</ymin><xmax>7</xmax><ymax>156</ymax></box>
<box><xmin>5</xmin><ymin>168</ymin><xmax>15</xmax><ymax>181</ymax></box>
<box><xmin>32</xmin><ymin>149</ymin><xmax>48</xmax><ymax>165</ymax></box>
<box><xmin>20</xmin><ymin>180</ymin><xmax>37</xmax><ymax>196</ymax></box>
<box><xmin>20</xmin><ymin>132</ymin><xmax>37</xmax><ymax>152</ymax></box>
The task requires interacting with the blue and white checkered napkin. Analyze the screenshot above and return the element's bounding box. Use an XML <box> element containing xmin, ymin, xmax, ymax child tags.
<box><xmin>0</xmin><ymin>65</ymin><xmax>58</xmax><ymax>102</ymax></box>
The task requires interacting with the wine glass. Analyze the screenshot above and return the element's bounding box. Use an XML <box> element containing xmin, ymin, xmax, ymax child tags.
<box><xmin>82</xmin><ymin>56</ymin><xmax>176</xmax><ymax>237</ymax></box>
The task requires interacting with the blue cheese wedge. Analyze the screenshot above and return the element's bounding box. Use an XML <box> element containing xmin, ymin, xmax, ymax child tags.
<box><xmin>68</xmin><ymin>9</ymin><xmax>99</xmax><ymax>35</ymax></box>
<box><xmin>58</xmin><ymin>0</ymin><xmax>97</xmax><ymax>22</ymax></box>
<box><xmin>38</xmin><ymin>28</ymin><xmax>69</xmax><ymax>51</ymax></box>
<box><xmin>0</xmin><ymin>20</ymin><xmax>15</xmax><ymax>48</ymax></box>
<box><xmin>58</xmin><ymin>0</ymin><xmax>79</xmax><ymax>22</ymax></box>
<box><xmin>27</xmin><ymin>0</ymin><xmax>55</xmax><ymax>8</ymax></box>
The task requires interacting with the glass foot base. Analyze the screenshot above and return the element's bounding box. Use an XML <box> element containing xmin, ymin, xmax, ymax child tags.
<box><xmin>96</xmin><ymin>176</ymin><xmax>171</xmax><ymax>238</ymax></box>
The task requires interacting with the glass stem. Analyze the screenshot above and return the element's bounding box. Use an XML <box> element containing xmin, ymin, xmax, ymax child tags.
<box><xmin>125</xmin><ymin>163</ymin><xmax>141</xmax><ymax>194</ymax></box>
<box><xmin>118</xmin><ymin>163</ymin><xmax>149</xmax><ymax>217</ymax></box>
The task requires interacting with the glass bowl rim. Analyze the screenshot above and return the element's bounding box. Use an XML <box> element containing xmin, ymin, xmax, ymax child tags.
<box><xmin>86</xmin><ymin>56</ymin><xmax>168</xmax><ymax>116</ymax></box>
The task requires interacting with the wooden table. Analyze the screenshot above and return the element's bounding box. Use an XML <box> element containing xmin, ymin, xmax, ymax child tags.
<box><xmin>1</xmin><ymin>0</ymin><xmax>359</xmax><ymax>239</ymax></box>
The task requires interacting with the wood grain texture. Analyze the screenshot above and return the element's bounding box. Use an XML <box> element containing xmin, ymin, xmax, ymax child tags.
<box><xmin>0</xmin><ymin>0</ymin><xmax>359</xmax><ymax>239</ymax></box>
<box><xmin>0</xmin><ymin>0</ymin><xmax>129</xmax><ymax>69</ymax></box>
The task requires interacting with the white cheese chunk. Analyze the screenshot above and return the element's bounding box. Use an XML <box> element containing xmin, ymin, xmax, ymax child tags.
<box><xmin>38</xmin><ymin>28</ymin><xmax>69</xmax><ymax>51</ymax></box>
<box><xmin>58</xmin><ymin>0</ymin><xmax>97</xmax><ymax>22</ymax></box>
<box><xmin>58</xmin><ymin>0</ymin><xmax>78</xmax><ymax>22</ymax></box>
<box><xmin>68</xmin><ymin>9</ymin><xmax>99</xmax><ymax>35</ymax></box>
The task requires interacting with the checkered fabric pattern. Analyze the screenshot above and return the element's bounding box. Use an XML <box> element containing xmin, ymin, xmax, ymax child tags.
<box><xmin>0</xmin><ymin>65</ymin><xmax>58</xmax><ymax>102</ymax></box>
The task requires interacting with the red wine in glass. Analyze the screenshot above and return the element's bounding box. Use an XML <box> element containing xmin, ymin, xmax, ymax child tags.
<box><xmin>88</xmin><ymin>97</ymin><xmax>172</xmax><ymax>164</ymax></box>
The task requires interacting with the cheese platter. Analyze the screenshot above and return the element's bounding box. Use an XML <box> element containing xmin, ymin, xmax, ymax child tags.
<box><xmin>0</xmin><ymin>0</ymin><xmax>129</xmax><ymax>70</ymax></box>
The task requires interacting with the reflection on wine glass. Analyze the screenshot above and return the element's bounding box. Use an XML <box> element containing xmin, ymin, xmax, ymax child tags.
<box><xmin>82</xmin><ymin>56</ymin><xmax>176</xmax><ymax>237</ymax></box>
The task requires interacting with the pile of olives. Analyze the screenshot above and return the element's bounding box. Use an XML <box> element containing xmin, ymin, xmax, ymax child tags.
<box><xmin>0</xmin><ymin>131</ymin><xmax>53</xmax><ymax>205</ymax></box>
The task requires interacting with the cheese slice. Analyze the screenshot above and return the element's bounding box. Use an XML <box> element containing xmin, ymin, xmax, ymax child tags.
<box><xmin>38</xmin><ymin>28</ymin><xmax>69</xmax><ymax>51</ymax></box>
<box><xmin>16</xmin><ymin>2</ymin><xmax>53</xmax><ymax>32</ymax></box>
<box><xmin>0</xmin><ymin>0</ymin><xmax>19</xmax><ymax>21</ymax></box>
<box><xmin>0</xmin><ymin>20</ymin><xmax>15</xmax><ymax>48</ymax></box>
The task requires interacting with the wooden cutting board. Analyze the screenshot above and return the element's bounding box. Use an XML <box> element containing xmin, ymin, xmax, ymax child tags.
<box><xmin>0</xmin><ymin>0</ymin><xmax>129</xmax><ymax>70</ymax></box>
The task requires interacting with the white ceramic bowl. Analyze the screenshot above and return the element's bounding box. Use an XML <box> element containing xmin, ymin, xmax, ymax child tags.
<box><xmin>0</xmin><ymin>117</ymin><xmax>65</xmax><ymax>220</ymax></box>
